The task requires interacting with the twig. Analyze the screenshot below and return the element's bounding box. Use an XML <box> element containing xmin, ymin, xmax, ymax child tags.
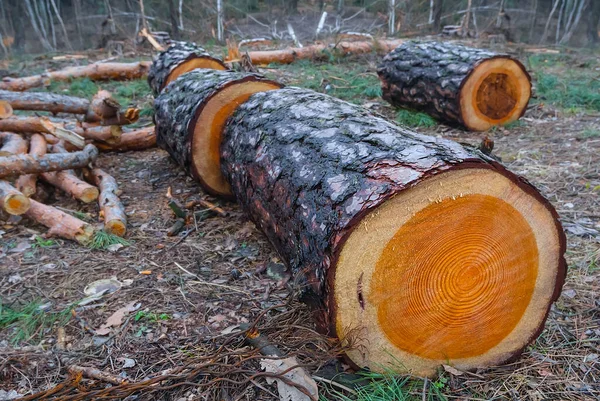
<box><xmin>312</xmin><ymin>375</ymin><xmax>357</xmax><ymax>395</ymax></box>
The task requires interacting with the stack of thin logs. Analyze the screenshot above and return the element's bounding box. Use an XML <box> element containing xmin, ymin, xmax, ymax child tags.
<box><xmin>0</xmin><ymin>89</ymin><xmax>136</xmax><ymax>242</ymax></box>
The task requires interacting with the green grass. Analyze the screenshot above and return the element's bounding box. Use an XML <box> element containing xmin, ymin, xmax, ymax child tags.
<box><xmin>0</xmin><ymin>301</ymin><xmax>72</xmax><ymax>345</ymax></box>
<box><xmin>264</xmin><ymin>60</ymin><xmax>382</xmax><ymax>104</ymax></box>
<box><xmin>320</xmin><ymin>370</ymin><xmax>448</xmax><ymax>401</ymax></box>
<box><xmin>395</xmin><ymin>109</ymin><xmax>438</xmax><ymax>128</ymax></box>
<box><xmin>88</xmin><ymin>230</ymin><xmax>130</xmax><ymax>250</ymax></box>
<box><xmin>581</xmin><ymin>127</ymin><xmax>600</xmax><ymax>139</ymax></box>
<box><xmin>44</xmin><ymin>77</ymin><xmax>152</xmax><ymax>108</ymax></box>
<box><xmin>134</xmin><ymin>311</ymin><xmax>170</xmax><ymax>322</ymax></box>
<box><xmin>528</xmin><ymin>54</ymin><xmax>600</xmax><ymax>112</ymax></box>
<box><xmin>32</xmin><ymin>235</ymin><xmax>56</xmax><ymax>248</ymax></box>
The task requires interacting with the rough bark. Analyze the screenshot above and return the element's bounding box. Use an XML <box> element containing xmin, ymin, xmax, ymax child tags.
<box><xmin>377</xmin><ymin>41</ymin><xmax>531</xmax><ymax>131</ymax></box>
<box><xmin>84</xmin><ymin>90</ymin><xmax>120</xmax><ymax>121</ymax></box>
<box><xmin>24</xmin><ymin>198</ymin><xmax>94</xmax><ymax>244</ymax></box>
<box><xmin>154</xmin><ymin>69</ymin><xmax>280</xmax><ymax>191</ymax></box>
<box><xmin>90</xmin><ymin>168</ymin><xmax>126</xmax><ymax>236</ymax></box>
<box><xmin>15</xmin><ymin>134</ymin><xmax>47</xmax><ymax>197</ymax></box>
<box><xmin>147</xmin><ymin>41</ymin><xmax>228</xmax><ymax>96</ymax></box>
<box><xmin>0</xmin><ymin>180</ymin><xmax>31</xmax><ymax>215</ymax></box>
<box><xmin>0</xmin><ymin>61</ymin><xmax>152</xmax><ymax>92</ymax></box>
<box><xmin>0</xmin><ymin>132</ymin><xmax>28</xmax><ymax>156</ymax></box>
<box><xmin>0</xmin><ymin>144</ymin><xmax>98</xmax><ymax>178</ymax></box>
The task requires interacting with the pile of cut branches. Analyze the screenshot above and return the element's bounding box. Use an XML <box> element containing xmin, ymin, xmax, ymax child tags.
<box><xmin>0</xmin><ymin>87</ymin><xmax>155</xmax><ymax>244</ymax></box>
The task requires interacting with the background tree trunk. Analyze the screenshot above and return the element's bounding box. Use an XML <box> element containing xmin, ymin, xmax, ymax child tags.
<box><xmin>586</xmin><ymin>0</ymin><xmax>600</xmax><ymax>46</ymax></box>
<box><xmin>433</xmin><ymin>0</ymin><xmax>444</xmax><ymax>32</ymax></box>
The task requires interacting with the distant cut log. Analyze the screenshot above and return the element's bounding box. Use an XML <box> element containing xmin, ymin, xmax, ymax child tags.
<box><xmin>378</xmin><ymin>41</ymin><xmax>532</xmax><ymax>131</ymax></box>
<box><xmin>0</xmin><ymin>100</ymin><xmax>13</xmax><ymax>119</ymax></box>
<box><xmin>16</xmin><ymin>134</ymin><xmax>47</xmax><ymax>197</ymax></box>
<box><xmin>0</xmin><ymin>61</ymin><xmax>153</xmax><ymax>92</ymax></box>
<box><xmin>24</xmin><ymin>198</ymin><xmax>94</xmax><ymax>244</ymax></box>
<box><xmin>157</xmin><ymin>76</ymin><xmax>566</xmax><ymax>376</ymax></box>
<box><xmin>148</xmin><ymin>41</ymin><xmax>228</xmax><ymax>96</ymax></box>
<box><xmin>0</xmin><ymin>132</ymin><xmax>28</xmax><ymax>156</ymax></box>
<box><xmin>227</xmin><ymin>39</ymin><xmax>405</xmax><ymax>66</ymax></box>
<box><xmin>154</xmin><ymin>70</ymin><xmax>281</xmax><ymax>196</ymax></box>
<box><xmin>0</xmin><ymin>144</ymin><xmax>98</xmax><ymax>178</ymax></box>
<box><xmin>0</xmin><ymin>89</ymin><xmax>133</xmax><ymax>125</ymax></box>
<box><xmin>94</xmin><ymin>127</ymin><xmax>156</xmax><ymax>152</ymax></box>
<box><xmin>41</xmin><ymin>170</ymin><xmax>99</xmax><ymax>203</ymax></box>
<box><xmin>89</xmin><ymin>168</ymin><xmax>126</xmax><ymax>236</ymax></box>
<box><xmin>0</xmin><ymin>180</ymin><xmax>31</xmax><ymax>215</ymax></box>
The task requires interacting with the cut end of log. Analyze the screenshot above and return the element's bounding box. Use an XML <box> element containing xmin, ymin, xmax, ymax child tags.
<box><xmin>4</xmin><ymin>192</ymin><xmax>31</xmax><ymax>215</ymax></box>
<box><xmin>334</xmin><ymin>168</ymin><xmax>564</xmax><ymax>376</ymax></box>
<box><xmin>461</xmin><ymin>58</ymin><xmax>531</xmax><ymax>131</ymax></box>
<box><xmin>164</xmin><ymin>58</ymin><xmax>228</xmax><ymax>90</ymax></box>
<box><xmin>0</xmin><ymin>100</ymin><xmax>13</xmax><ymax>119</ymax></box>
<box><xmin>80</xmin><ymin>187</ymin><xmax>100</xmax><ymax>203</ymax></box>
<box><xmin>190</xmin><ymin>79</ymin><xmax>282</xmax><ymax>196</ymax></box>
<box><xmin>105</xmin><ymin>220</ymin><xmax>126</xmax><ymax>237</ymax></box>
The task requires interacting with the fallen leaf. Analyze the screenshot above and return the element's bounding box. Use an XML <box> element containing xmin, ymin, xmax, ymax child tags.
<box><xmin>118</xmin><ymin>357</ymin><xmax>136</xmax><ymax>368</ymax></box>
<box><xmin>95</xmin><ymin>301</ymin><xmax>140</xmax><ymax>335</ymax></box>
<box><xmin>562</xmin><ymin>289</ymin><xmax>577</xmax><ymax>299</ymax></box>
<box><xmin>261</xmin><ymin>356</ymin><xmax>318</xmax><ymax>401</ymax></box>
<box><xmin>84</xmin><ymin>278</ymin><xmax>122</xmax><ymax>296</ymax></box>
<box><xmin>443</xmin><ymin>364</ymin><xmax>464</xmax><ymax>376</ymax></box>
<box><xmin>9</xmin><ymin>241</ymin><xmax>31</xmax><ymax>254</ymax></box>
<box><xmin>106</xmin><ymin>243</ymin><xmax>124</xmax><ymax>253</ymax></box>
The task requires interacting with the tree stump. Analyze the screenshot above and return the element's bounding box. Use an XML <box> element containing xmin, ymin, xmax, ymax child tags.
<box><xmin>147</xmin><ymin>41</ymin><xmax>228</xmax><ymax>96</ymax></box>
<box><xmin>155</xmin><ymin>72</ymin><xmax>565</xmax><ymax>376</ymax></box>
<box><xmin>378</xmin><ymin>41</ymin><xmax>532</xmax><ymax>131</ymax></box>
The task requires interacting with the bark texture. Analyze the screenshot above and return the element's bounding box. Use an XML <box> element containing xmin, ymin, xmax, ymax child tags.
<box><xmin>41</xmin><ymin>170</ymin><xmax>99</xmax><ymax>203</ymax></box>
<box><xmin>154</xmin><ymin>69</ymin><xmax>279</xmax><ymax>182</ymax></box>
<box><xmin>95</xmin><ymin>127</ymin><xmax>156</xmax><ymax>152</ymax></box>
<box><xmin>0</xmin><ymin>89</ymin><xmax>91</xmax><ymax>115</ymax></box>
<box><xmin>219</xmin><ymin>87</ymin><xmax>565</xmax><ymax>331</ymax></box>
<box><xmin>90</xmin><ymin>168</ymin><xmax>127</xmax><ymax>236</ymax></box>
<box><xmin>25</xmin><ymin>198</ymin><xmax>94</xmax><ymax>244</ymax></box>
<box><xmin>377</xmin><ymin>41</ymin><xmax>530</xmax><ymax>129</ymax></box>
<box><xmin>148</xmin><ymin>41</ymin><xmax>228</xmax><ymax>96</ymax></box>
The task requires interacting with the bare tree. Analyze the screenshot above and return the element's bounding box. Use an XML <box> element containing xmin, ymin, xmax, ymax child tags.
<box><xmin>585</xmin><ymin>0</ymin><xmax>600</xmax><ymax>46</ymax></box>
<box><xmin>433</xmin><ymin>0</ymin><xmax>444</xmax><ymax>32</ymax></box>
<box><xmin>50</xmin><ymin>0</ymin><xmax>72</xmax><ymax>50</ymax></box>
<box><xmin>388</xmin><ymin>0</ymin><xmax>396</xmax><ymax>36</ymax></box>
<box><xmin>217</xmin><ymin>0</ymin><xmax>224</xmax><ymax>42</ymax></box>
<box><xmin>167</xmin><ymin>0</ymin><xmax>180</xmax><ymax>39</ymax></box>
<box><xmin>24</xmin><ymin>0</ymin><xmax>53</xmax><ymax>51</ymax></box>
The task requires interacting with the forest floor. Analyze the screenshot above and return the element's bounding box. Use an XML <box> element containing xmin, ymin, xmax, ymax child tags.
<box><xmin>0</xmin><ymin>42</ymin><xmax>599</xmax><ymax>400</ymax></box>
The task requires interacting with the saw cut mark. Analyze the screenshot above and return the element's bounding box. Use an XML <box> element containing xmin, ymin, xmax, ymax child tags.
<box><xmin>191</xmin><ymin>81</ymin><xmax>281</xmax><ymax>196</ymax></box>
<box><xmin>371</xmin><ymin>194</ymin><xmax>538</xmax><ymax>360</ymax></box>
<box><xmin>164</xmin><ymin>58</ymin><xmax>228</xmax><ymax>90</ymax></box>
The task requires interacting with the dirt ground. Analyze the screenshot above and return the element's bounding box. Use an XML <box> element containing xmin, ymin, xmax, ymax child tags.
<box><xmin>0</xmin><ymin>42</ymin><xmax>599</xmax><ymax>401</ymax></box>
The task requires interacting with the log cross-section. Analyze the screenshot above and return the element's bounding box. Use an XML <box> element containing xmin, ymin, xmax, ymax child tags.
<box><xmin>148</xmin><ymin>41</ymin><xmax>228</xmax><ymax>96</ymax></box>
<box><xmin>377</xmin><ymin>41</ymin><xmax>532</xmax><ymax>131</ymax></box>
<box><xmin>155</xmin><ymin>71</ymin><xmax>565</xmax><ymax>376</ymax></box>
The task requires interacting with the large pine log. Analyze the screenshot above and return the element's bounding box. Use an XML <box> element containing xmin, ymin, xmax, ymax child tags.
<box><xmin>155</xmin><ymin>71</ymin><xmax>566</xmax><ymax>375</ymax></box>
<box><xmin>0</xmin><ymin>62</ymin><xmax>152</xmax><ymax>92</ymax></box>
<box><xmin>377</xmin><ymin>41</ymin><xmax>532</xmax><ymax>131</ymax></box>
<box><xmin>147</xmin><ymin>41</ymin><xmax>228</xmax><ymax>96</ymax></box>
<box><xmin>155</xmin><ymin>70</ymin><xmax>281</xmax><ymax>196</ymax></box>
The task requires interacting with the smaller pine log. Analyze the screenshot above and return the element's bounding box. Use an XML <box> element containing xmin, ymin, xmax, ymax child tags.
<box><xmin>0</xmin><ymin>132</ymin><xmax>28</xmax><ymax>156</ymax></box>
<box><xmin>94</xmin><ymin>127</ymin><xmax>156</xmax><ymax>152</ymax></box>
<box><xmin>0</xmin><ymin>100</ymin><xmax>13</xmax><ymax>119</ymax></box>
<box><xmin>41</xmin><ymin>170</ymin><xmax>99</xmax><ymax>203</ymax></box>
<box><xmin>24</xmin><ymin>198</ymin><xmax>94</xmax><ymax>244</ymax></box>
<box><xmin>0</xmin><ymin>90</ymin><xmax>93</xmax><ymax>116</ymax></box>
<box><xmin>148</xmin><ymin>41</ymin><xmax>228</xmax><ymax>96</ymax></box>
<box><xmin>231</xmin><ymin>39</ymin><xmax>405</xmax><ymax>66</ymax></box>
<box><xmin>15</xmin><ymin>134</ymin><xmax>47</xmax><ymax>197</ymax></box>
<box><xmin>0</xmin><ymin>144</ymin><xmax>98</xmax><ymax>178</ymax></box>
<box><xmin>91</xmin><ymin>108</ymin><xmax>140</xmax><ymax>126</ymax></box>
<box><xmin>0</xmin><ymin>117</ymin><xmax>86</xmax><ymax>148</ymax></box>
<box><xmin>0</xmin><ymin>62</ymin><xmax>153</xmax><ymax>92</ymax></box>
<box><xmin>84</xmin><ymin>90</ymin><xmax>120</xmax><ymax>122</ymax></box>
<box><xmin>0</xmin><ymin>180</ymin><xmax>31</xmax><ymax>215</ymax></box>
<box><xmin>377</xmin><ymin>41</ymin><xmax>532</xmax><ymax>131</ymax></box>
<box><xmin>154</xmin><ymin>69</ymin><xmax>282</xmax><ymax>196</ymax></box>
<box><xmin>89</xmin><ymin>168</ymin><xmax>126</xmax><ymax>236</ymax></box>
